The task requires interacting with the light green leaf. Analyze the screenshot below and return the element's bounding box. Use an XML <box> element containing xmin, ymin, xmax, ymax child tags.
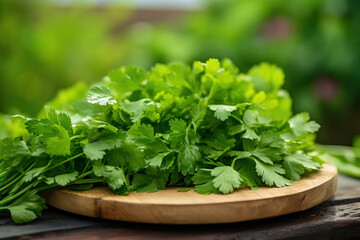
<box><xmin>4</xmin><ymin>190</ymin><xmax>46</xmax><ymax>224</ymax></box>
<box><xmin>169</xmin><ymin>118</ymin><xmax>187</xmax><ymax>147</ymax></box>
<box><xmin>87</xmin><ymin>86</ymin><xmax>117</xmax><ymax>106</ymax></box>
<box><xmin>254</xmin><ymin>159</ymin><xmax>291</xmax><ymax>187</ymax></box>
<box><xmin>93</xmin><ymin>163</ymin><xmax>126</xmax><ymax>190</ymax></box>
<box><xmin>211</xmin><ymin>166</ymin><xmax>242</xmax><ymax>194</ymax></box>
<box><xmin>45</xmin><ymin>125</ymin><xmax>71</xmax><ymax>156</ymax></box>
<box><xmin>205</xmin><ymin>58</ymin><xmax>221</xmax><ymax>74</ymax></box>
<box><xmin>178</xmin><ymin>143</ymin><xmax>201</xmax><ymax>175</ymax></box>
<box><xmin>289</xmin><ymin>113</ymin><xmax>320</xmax><ymax>137</ymax></box>
<box><xmin>249</xmin><ymin>63</ymin><xmax>284</xmax><ymax>92</ymax></box>
<box><xmin>120</xmin><ymin>99</ymin><xmax>153</xmax><ymax>123</ymax></box>
<box><xmin>209</xmin><ymin>105</ymin><xmax>237</xmax><ymax>121</ymax></box>
<box><xmin>54</xmin><ymin>171</ymin><xmax>79</xmax><ymax>186</ymax></box>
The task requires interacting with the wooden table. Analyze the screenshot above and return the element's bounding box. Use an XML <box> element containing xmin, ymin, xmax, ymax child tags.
<box><xmin>1</xmin><ymin>174</ymin><xmax>359</xmax><ymax>240</ymax></box>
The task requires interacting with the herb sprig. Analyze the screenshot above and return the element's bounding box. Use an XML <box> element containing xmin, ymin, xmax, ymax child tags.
<box><xmin>0</xmin><ymin>59</ymin><xmax>322</xmax><ymax>223</ymax></box>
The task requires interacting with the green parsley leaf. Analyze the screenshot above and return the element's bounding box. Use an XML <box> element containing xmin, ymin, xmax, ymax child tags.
<box><xmin>108</xmin><ymin>66</ymin><xmax>146</xmax><ymax>98</ymax></box>
<box><xmin>249</xmin><ymin>63</ymin><xmax>284</xmax><ymax>92</ymax></box>
<box><xmin>254</xmin><ymin>159</ymin><xmax>291</xmax><ymax>187</ymax></box>
<box><xmin>45</xmin><ymin>125</ymin><xmax>71</xmax><ymax>156</ymax></box>
<box><xmin>2</xmin><ymin>190</ymin><xmax>46</xmax><ymax>224</ymax></box>
<box><xmin>283</xmin><ymin>153</ymin><xmax>321</xmax><ymax>181</ymax></box>
<box><xmin>192</xmin><ymin>170</ymin><xmax>218</xmax><ymax>194</ymax></box>
<box><xmin>178</xmin><ymin>143</ymin><xmax>202</xmax><ymax>175</ymax></box>
<box><xmin>47</xmin><ymin>171</ymin><xmax>79</xmax><ymax>186</ymax></box>
<box><xmin>84</xmin><ymin>130</ymin><xmax>126</xmax><ymax>160</ymax></box>
<box><xmin>288</xmin><ymin>113</ymin><xmax>321</xmax><ymax>137</ymax></box>
<box><xmin>169</xmin><ymin>118</ymin><xmax>187</xmax><ymax>147</ymax></box>
<box><xmin>93</xmin><ymin>163</ymin><xmax>126</xmax><ymax>191</ymax></box>
<box><xmin>209</xmin><ymin>105</ymin><xmax>237</xmax><ymax>121</ymax></box>
<box><xmin>87</xmin><ymin>86</ymin><xmax>117</xmax><ymax>106</ymax></box>
<box><xmin>23</xmin><ymin>166</ymin><xmax>47</xmax><ymax>182</ymax></box>
<box><xmin>211</xmin><ymin>166</ymin><xmax>242</xmax><ymax>194</ymax></box>
<box><xmin>120</xmin><ymin>99</ymin><xmax>154</xmax><ymax>123</ymax></box>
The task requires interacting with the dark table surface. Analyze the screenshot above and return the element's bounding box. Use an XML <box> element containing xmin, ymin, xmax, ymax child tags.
<box><xmin>1</xmin><ymin>174</ymin><xmax>359</xmax><ymax>240</ymax></box>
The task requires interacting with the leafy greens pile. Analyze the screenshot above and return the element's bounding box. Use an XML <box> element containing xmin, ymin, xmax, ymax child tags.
<box><xmin>0</xmin><ymin>59</ymin><xmax>322</xmax><ymax>223</ymax></box>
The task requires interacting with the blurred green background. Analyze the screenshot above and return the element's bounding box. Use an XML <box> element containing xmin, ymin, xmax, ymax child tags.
<box><xmin>0</xmin><ymin>0</ymin><xmax>359</xmax><ymax>145</ymax></box>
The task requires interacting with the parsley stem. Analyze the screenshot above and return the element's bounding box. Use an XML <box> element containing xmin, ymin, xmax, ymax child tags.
<box><xmin>204</xmin><ymin>157</ymin><xmax>223</xmax><ymax>166</ymax></box>
<box><xmin>46</xmin><ymin>153</ymin><xmax>85</xmax><ymax>172</ymax></box>
<box><xmin>81</xmin><ymin>160</ymin><xmax>92</xmax><ymax>174</ymax></box>
<box><xmin>77</xmin><ymin>170</ymin><xmax>94</xmax><ymax>180</ymax></box>
<box><xmin>0</xmin><ymin>173</ymin><xmax>17</xmax><ymax>188</ymax></box>
<box><xmin>185</xmin><ymin>124</ymin><xmax>192</xmax><ymax>144</ymax></box>
<box><xmin>70</xmin><ymin>178</ymin><xmax>103</xmax><ymax>185</ymax></box>
<box><xmin>231</xmin><ymin>158</ymin><xmax>236</xmax><ymax>168</ymax></box>
<box><xmin>0</xmin><ymin>162</ymin><xmax>36</xmax><ymax>193</ymax></box>
<box><xmin>118</xmin><ymin>109</ymin><xmax>129</xmax><ymax>124</ymax></box>
<box><xmin>36</xmin><ymin>184</ymin><xmax>58</xmax><ymax>193</ymax></box>
<box><xmin>0</xmin><ymin>181</ymin><xmax>38</xmax><ymax>206</ymax></box>
<box><xmin>70</xmin><ymin>135</ymin><xmax>82</xmax><ymax>141</ymax></box>
<box><xmin>231</xmin><ymin>114</ymin><xmax>242</xmax><ymax>123</ymax></box>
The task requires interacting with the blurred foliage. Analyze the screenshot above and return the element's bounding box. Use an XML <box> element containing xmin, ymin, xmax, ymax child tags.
<box><xmin>122</xmin><ymin>0</ymin><xmax>360</xmax><ymax>144</ymax></box>
<box><xmin>0</xmin><ymin>0</ymin><xmax>132</xmax><ymax>116</ymax></box>
<box><xmin>318</xmin><ymin>136</ymin><xmax>360</xmax><ymax>178</ymax></box>
<box><xmin>0</xmin><ymin>0</ymin><xmax>359</xmax><ymax>144</ymax></box>
<box><xmin>126</xmin><ymin>0</ymin><xmax>360</xmax><ymax>114</ymax></box>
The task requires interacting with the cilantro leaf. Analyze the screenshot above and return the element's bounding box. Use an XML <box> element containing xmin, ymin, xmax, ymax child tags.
<box><xmin>283</xmin><ymin>159</ymin><xmax>304</xmax><ymax>181</ymax></box>
<box><xmin>249</xmin><ymin>63</ymin><xmax>284</xmax><ymax>92</ymax></box>
<box><xmin>211</xmin><ymin>166</ymin><xmax>242</xmax><ymax>194</ymax></box>
<box><xmin>205</xmin><ymin>58</ymin><xmax>221</xmax><ymax>74</ymax></box>
<box><xmin>145</xmin><ymin>152</ymin><xmax>173</xmax><ymax>168</ymax></box>
<box><xmin>127</xmin><ymin>123</ymin><xmax>155</xmax><ymax>145</ymax></box>
<box><xmin>283</xmin><ymin>153</ymin><xmax>321</xmax><ymax>181</ymax></box>
<box><xmin>2</xmin><ymin>190</ymin><xmax>46</xmax><ymax>224</ymax></box>
<box><xmin>192</xmin><ymin>170</ymin><xmax>218</xmax><ymax>194</ymax></box>
<box><xmin>190</xmin><ymin>100</ymin><xmax>207</xmax><ymax>131</ymax></box>
<box><xmin>84</xmin><ymin>131</ymin><xmax>126</xmax><ymax>160</ymax></box>
<box><xmin>58</xmin><ymin>112</ymin><xmax>72</xmax><ymax>132</ymax></box>
<box><xmin>237</xmin><ymin>159</ymin><xmax>263</xmax><ymax>189</ymax></box>
<box><xmin>45</xmin><ymin>125</ymin><xmax>71</xmax><ymax>156</ymax></box>
<box><xmin>132</xmin><ymin>173</ymin><xmax>167</xmax><ymax>193</ymax></box>
<box><xmin>93</xmin><ymin>163</ymin><xmax>126</xmax><ymax>190</ymax></box>
<box><xmin>120</xmin><ymin>99</ymin><xmax>154</xmax><ymax>123</ymax></box>
<box><xmin>105</xmin><ymin>142</ymin><xmax>145</xmax><ymax>173</ymax></box>
<box><xmin>47</xmin><ymin>171</ymin><xmax>79</xmax><ymax>186</ymax></box>
<box><xmin>284</xmin><ymin>153</ymin><xmax>321</xmax><ymax>170</ymax></box>
<box><xmin>23</xmin><ymin>166</ymin><xmax>47</xmax><ymax>182</ymax></box>
<box><xmin>288</xmin><ymin>113</ymin><xmax>320</xmax><ymax>137</ymax></box>
<box><xmin>178</xmin><ymin>143</ymin><xmax>201</xmax><ymax>175</ymax></box>
<box><xmin>254</xmin><ymin>159</ymin><xmax>291</xmax><ymax>187</ymax></box>
<box><xmin>194</xmin><ymin>181</ymin><xmax>218</xmax><ymax>194</ymax></box>
<box><xmin>169</xmin><ymin>118</ymin><xmax>187</xmax><ymax>147</ymax></box>
<box><xmin>84</xmin><ymin>141</ymin><xmax>112</xmax><ymax>161</ymax></box>
<box><xmin>87</xmin><ymin>86</ymin><xmax>117</xmax><ymax>106</ymax></box>
<box><xmin>108</xmin><ymin>66</ymin><xmax>146</xmax><ymax>98</ymax></box>
<box><xmin>209</xmin><ymin>105</ymin><xmax>237</xmax><ymax>121</ymax></box>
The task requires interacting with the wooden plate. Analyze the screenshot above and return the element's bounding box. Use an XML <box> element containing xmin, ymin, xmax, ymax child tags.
<box><xmin>45</xmin><ymin>163</ymin><xmax>337</xmax><ymax>224</ymax></box>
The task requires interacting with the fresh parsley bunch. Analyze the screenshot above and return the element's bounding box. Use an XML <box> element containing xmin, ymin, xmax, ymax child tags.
<box><xmin>0</xmin><ymin>59</ymin><xmax>322</xmax><ymax>223</ymax></box>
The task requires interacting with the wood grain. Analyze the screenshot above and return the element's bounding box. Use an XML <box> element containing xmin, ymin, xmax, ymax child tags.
<box><xmin>44</xmin><ymin>163</ymin><xmax>337</xmax><ymax>224</ymax></box>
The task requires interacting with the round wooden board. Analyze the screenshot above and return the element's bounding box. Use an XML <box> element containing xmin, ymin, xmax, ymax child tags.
<box><xmin>45</xmin><ymin>163</ymin><xmax>337</xmax><ymax>224</ymax></box>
